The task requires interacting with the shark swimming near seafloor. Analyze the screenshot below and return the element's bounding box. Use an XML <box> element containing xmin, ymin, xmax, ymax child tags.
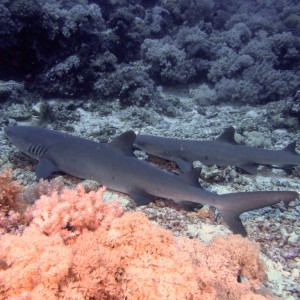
<box><xmin>4</xmin><ymin>125</ymin><xmax>299</xmax><ymax>236</ymax></box>
<box><xmin>135</xmin><ymin>127</ymin><xmax>300</xmax><ymax>174</ymax></box>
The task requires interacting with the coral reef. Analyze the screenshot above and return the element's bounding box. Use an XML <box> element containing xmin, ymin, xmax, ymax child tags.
<box><xmin>93</xmin><ymin>65</ymin><xmax>161</xmax><ymax>107</ymax></box>
<box><xmin>141</xmin><ymin>38</ymin><xmax>197</xmax><ymax>83</ymax></box>
<box><xmin>0</xmin><ymin>0</ymin><xmax>299</xmax><ymax>104</ymax></box>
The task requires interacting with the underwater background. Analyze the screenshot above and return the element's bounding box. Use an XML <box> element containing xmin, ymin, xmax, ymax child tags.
<box><xmin>0</xmin><ymin>0</ymin><xmax>300</xmax><ymax>299</ymax></box>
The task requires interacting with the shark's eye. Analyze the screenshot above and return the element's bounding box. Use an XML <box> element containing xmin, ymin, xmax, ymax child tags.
<box><xmin>28</xmin><ymin>144</ymin><xmax>46</xmax><ymax>157</ymax></box>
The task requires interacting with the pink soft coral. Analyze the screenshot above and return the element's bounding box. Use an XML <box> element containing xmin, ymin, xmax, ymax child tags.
<box><xmin>30</xmin><ymin>185</ymin><xmax>123</xmax><ymax>243</ymax></box>
<box><xmin>70</xmin><ymin>212</ymin><xmax>265</xmax><ymax>299</ymax></box>
<box><xmin>0</xmin><ymin>167</ymin><xmax>23</xmax><ymax>214</ymax></box>
<box><xmin>0</xmin><ymin>182</ymin><xmax>270</xmax><ymax>300</ymax></box>
<box><xmin>0</xmin><ymin>227</ymin><xmax>71</xmax><ymax>298</ymax></box>
<box><xmin>0</xmin><ymin>167</ymin><xmax>30</xmax><ymax>234</ymax></box>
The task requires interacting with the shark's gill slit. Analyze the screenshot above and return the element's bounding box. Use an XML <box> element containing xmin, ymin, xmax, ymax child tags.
<box><xmin>29</xmin><ymin>144</ymin><xmax>45</xmax><ymax>157</ymax></box>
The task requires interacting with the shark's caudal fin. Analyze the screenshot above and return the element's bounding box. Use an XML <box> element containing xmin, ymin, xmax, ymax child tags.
<box><xmin>217</xmin><ymin>191</ymin><xmax>298</xmax><ymax>236</ymax></box>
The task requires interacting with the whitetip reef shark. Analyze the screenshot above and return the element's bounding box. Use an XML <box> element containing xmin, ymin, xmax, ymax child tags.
<box><xmin>4</xmin><ymin>125</ymin><xmax>299</xmax><ymax>236</ymax></box>
<box><xmin>135</xmin><ymin>126</ymin><xmax>300</xmax><ymax>174</ymax></box>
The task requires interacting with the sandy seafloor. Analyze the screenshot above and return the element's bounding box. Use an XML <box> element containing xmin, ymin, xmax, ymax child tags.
<box><xmin>0</xmin><ymin>89</ymin><xmax>299</xmax><ymax>299</ymax></box>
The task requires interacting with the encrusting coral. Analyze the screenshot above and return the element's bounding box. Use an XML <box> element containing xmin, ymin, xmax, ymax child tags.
<box><xmin>0</xmin><ymin>170</ymin><xmax>272</xmax><ymax>299</ymax></box>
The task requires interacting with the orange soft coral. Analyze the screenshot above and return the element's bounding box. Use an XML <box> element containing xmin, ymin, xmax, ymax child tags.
<box><xmin>0</xmin><ymin>167</ymin><xmax>30</xmax><ymax>234</ymax></box>
<box><xmin>0</xmin><ymin>212</ymin><xmax>268</xmax><ymax>299</ymax></box>
<box><xmin>0</xmin><ymin>227</ymin><xmax>71</xmax><ymax>299</ymax></box>
<box><xmin>30</xmin><ymin>185</ymin><xmax>123</xmax><ymax>243</ymax></box>
<box><xmin>0</xmin><ymin>182</ymin><xmax>269</xmax><ymax>299</ymax></box>
<box><xmin>67</xmin><ymin>212</ymin><xmax>266</xmax><ymax>299</ymax></box>
<box><xmin>0</xmin><ymin>167</ymin><xmax>23</xmax><ymax>214</ymax></box>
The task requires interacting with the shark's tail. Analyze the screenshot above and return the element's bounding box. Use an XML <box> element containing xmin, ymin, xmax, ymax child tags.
<box><xmin>216</xmin><ymin>191</ymin><xmax>298</xmax><ymax>236</ymax></box>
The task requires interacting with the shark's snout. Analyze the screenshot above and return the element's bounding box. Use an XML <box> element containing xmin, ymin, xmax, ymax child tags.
<box><xmin>3</xmin><ymin>126</ymin><xmax>32</xmax><ymax>154</ymax></box>
<box><xmin>4</xmin><ymin>126</ymin><xmax>26</xmax><ymax>139</ymax></box>
<box><xmin>3</xmin><ymin>126</ymin><xmax>9</xmax><ymax>136</ymax></box>
<box><xmin>3</xmin><ymin>126</ymin><xmax>14</xmax><ymax>139</ymax></box>
<box><xmin>4</xmin><ymin>126</ymin><xmax>21</xmax><ymax>143</ymax></box>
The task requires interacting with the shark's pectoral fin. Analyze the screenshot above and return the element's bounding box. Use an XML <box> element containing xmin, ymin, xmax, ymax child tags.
<box><xmin>178</xmin><ymin>168</ymin><xmax>202</xmax><ymax>187</ymax></box>
<box><xmin>282</xmin><ymin>165</ymin><xmax>294</xmax><ymax>175</ymax></box>
<box><xmin>292</xmin><ymin>166</ymin><xmax>300</xmax><ymax>176</ymax></box>
<box><xmin>129</xmin><ymin>191</ymin><xmax>154</xmax><ymax>206</ymax></box>
<box><xmin>237</xmin><ymin>163</ymin><xmax>259</xmax><ymax>174</ymax></box>
<box><xmin>175</xmin><ymin>158</ymin><xmax>192</xmax><ymax>172</ymax></box>
<box><xmin>35</xmin><ymin>158</ymin><xmax>60</xmax><ymax>179</ymax></box>
<box><xmin>219</xmin><ymin>209</ymin><xmax>247</xmax><ymax>237</ymax></box>
<box><xmin>177</xmin><ymin>200</ymin><xmax>203</xmax><ymax>211</ymax></box>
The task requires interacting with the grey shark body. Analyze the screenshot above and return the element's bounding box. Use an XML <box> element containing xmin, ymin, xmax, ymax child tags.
<box><xmin>135</xmin><ymin>127</ymin><xmax>300</xmax><ymax>174</ymax></box>
<box><xmin>4</xmin><ymin>125</ymin><xmax>298</xmax><ymax>236</ymax></box>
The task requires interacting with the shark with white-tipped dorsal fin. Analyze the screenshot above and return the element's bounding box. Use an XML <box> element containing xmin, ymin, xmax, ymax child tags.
<box><xmin>135</xmin><ymin>127</ymin><xmax>300</xmax><ymax>174</ymax></box>
<box><xmin>4</xmin><ymin>125</ymin><xmax>299</xmax><ymax>236</ymax></box>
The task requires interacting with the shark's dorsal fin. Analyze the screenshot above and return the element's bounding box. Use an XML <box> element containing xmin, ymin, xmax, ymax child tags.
<box><xmin>216</xmin><ymin>127</ymin><xmax>238</xmax><ymax>145</ymax></box>
<box><xmin>109</xmin><ymin>131</ymin><xmax>136</xmax><ymax>156</ymax></box>
<box><xmin>282</xmin><ymin>141</ymin><xmax>297</xmax><ymax>155</ymax></box>
<box><xmin>178</xmin><ymin>167</ymin><xmax>202</xmax><ymax>187</ymax></box>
